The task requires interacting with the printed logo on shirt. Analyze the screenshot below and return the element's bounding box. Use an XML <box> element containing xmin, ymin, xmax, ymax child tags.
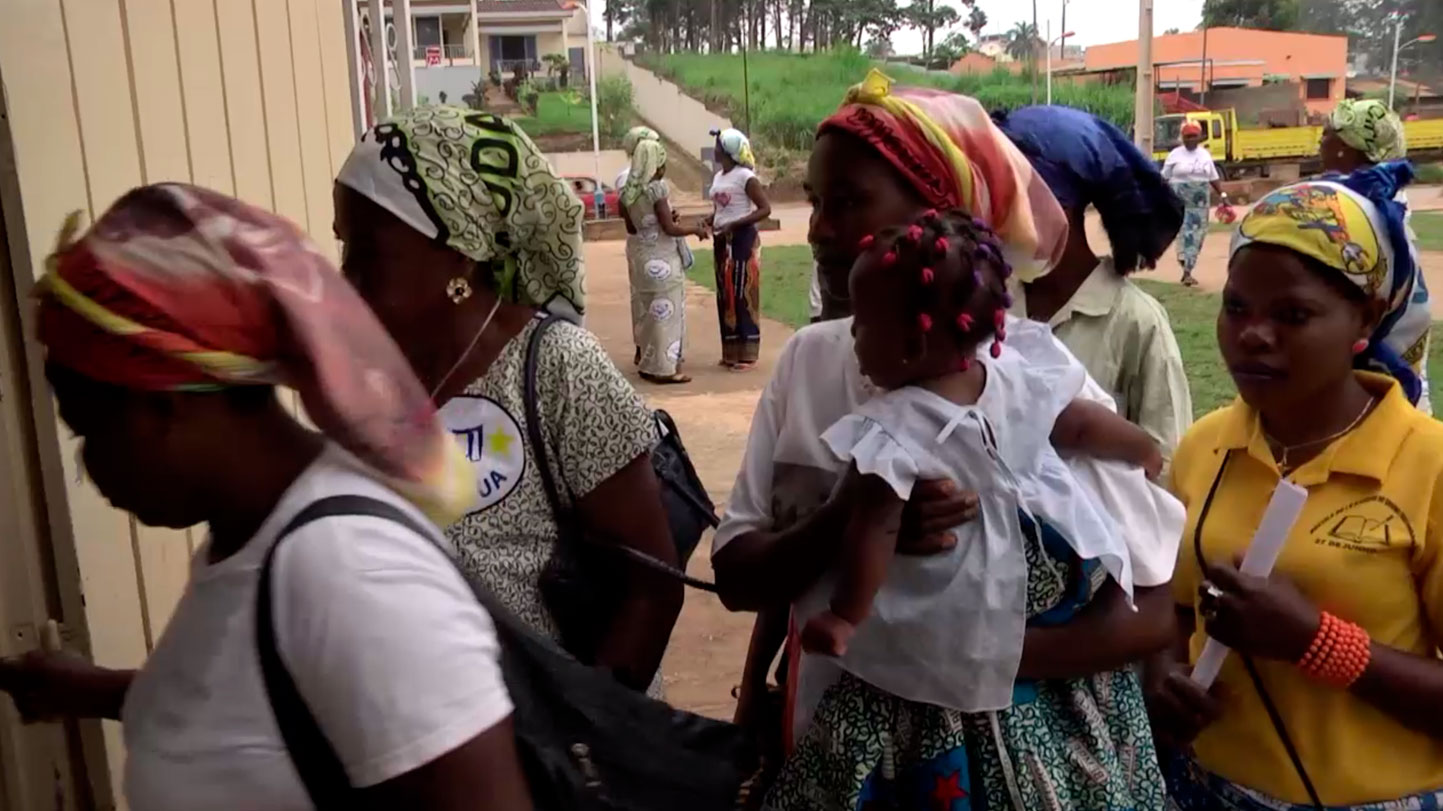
<box><xmin>649</xmin><ymin>299</ymin><xmax>676</xmax><ymax>322</ymax></box>
<box><xmin>713</xmin><ymin>191</ymin><xmax>733</xmax><ymax>208</ymax></box>
<box><xmin>438</xmin><ymin>395</ymin><xmax>526</xmax><ymax>513</ymax></box>
<box><xmin>1307</xmin><ymin>495</ymin><xmax>1415</xmax><ymax>553</ymax></box>
<box><xmin>645</xmin><ymin>259</ymin><xmax>672</xmax><ymax>281</ymax></box>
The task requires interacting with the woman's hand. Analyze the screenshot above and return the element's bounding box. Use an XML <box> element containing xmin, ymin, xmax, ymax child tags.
<box><xmin>1144</xmin><ymin>653</ymin><xmax>1227</xmax><ymax>750</ymax></box>
<box><xmin>714</xmin><ymin>222</ymin><xmax>733</xmax><ymax>238</ymax></box>
<box><xmin>1201</xmin><ymin>560</ymin><xmax>1321</xmax><ymax>663</ymax></box>
<box><xmin>0</xmin><ymin>649</ymin><xmax>133</xmax><ymax>722</ymax></box>
<box><xmin>898</xmin><ymin>480</ymin><xmax>978</xmax><ymax>554</ymax></box>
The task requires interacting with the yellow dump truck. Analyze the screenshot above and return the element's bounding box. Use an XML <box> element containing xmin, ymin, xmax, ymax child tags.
<box><xmin>1152</xmin><ymin>109</ymin><xmax>1443</xmax><ymax>177</ymax></box>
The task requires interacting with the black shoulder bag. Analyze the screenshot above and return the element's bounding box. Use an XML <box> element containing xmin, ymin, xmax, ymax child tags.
<box><xmin>523</xmin><ymin>314</ymin><xmax>721</xmax><ymax>663</ymax></box>
<box><xmin>256</xmin><ymin>494</ymin><xmax>762</xmax><ymax>811</ymax></box>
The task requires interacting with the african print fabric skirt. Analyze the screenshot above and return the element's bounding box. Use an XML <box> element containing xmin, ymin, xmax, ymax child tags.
<box><xmin>715</xmin><ymin>225</ymin><xmax>762</xmax><ymax>365</ymax></box>
<box><xmin>1164</xmin><ymin>752</ymin><xmax>1443</xmax><ymax>811</ymax></box>
<box><xmin>627</xmin><ymin>235</ymin><xmax>688</xmax><ymax>377</ymax></box>
<box><xmin>1171</xmin><ymin>180</ymin><xmax>1211</xmax><ymax>272</ymax></box>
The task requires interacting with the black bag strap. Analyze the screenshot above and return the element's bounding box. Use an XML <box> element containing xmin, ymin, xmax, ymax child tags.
<box><xmin>520</xmin><ymin>315</ymin><xmax>718</xmax><ymax>592</ymax></box>
<box><xmin>256</xmin><ymin>494</ymin><xmax>443</xmax><ymax>809</ymax></box>
<box><xmin>1192</xmin><ymin>452</ymin><xmax>1323</xmax><ymax>810</ymax></box>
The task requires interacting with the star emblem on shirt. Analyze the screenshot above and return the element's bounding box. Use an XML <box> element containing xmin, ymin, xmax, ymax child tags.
<box><xmin>932</xmin><ymin>770</ymin><xmax>968</xmax><ymax>810</ymax></box>
<box><xmin>487</xmin><ymin>428</ymin><xmax>515</xmax><ymax>458</ymax></box>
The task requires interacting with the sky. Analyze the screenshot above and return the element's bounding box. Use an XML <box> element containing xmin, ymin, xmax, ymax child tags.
<box><xmin>589</xmin><ymin>0</ymin><xmax>1206</xmax><ymax>54</ymax></box>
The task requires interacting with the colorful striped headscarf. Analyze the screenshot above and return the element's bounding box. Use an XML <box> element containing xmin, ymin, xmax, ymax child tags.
<box><xmin>1329</xmin><ymin>99</ymin><xmax>1406</xmax><ymax>164</ymax></box>
<box><xmin>622</xmin><ymin>125</ymin><xmax>660</xmax><ymax>155</ymax></box>
<box><xmin>1231</xmin><ymin>162</ymin><xmax>1430</xmax><ymax>406</ymax></box>
<box><xmin>621</xmin><ymin>139</ymin><xmax>668</xmax><ymax>208</ymax></box>
<box><xmin>817</xmin><ymin>70</ymin><xmax>1067</xmax><ymax>281</ymax></box>
<box><xmin>337</xmin><ymin>106</ymin><xmax>586</xmax><ymax>321</ymax></box>
<box><xmin>997</xmin><ymin>105</ymin><xmax>1183</xmax><ymax>273</ymax></box>
<box><xmin>713</xmin><ymin>128</ymin><xmax>757</xmax><ymax>168</ymax></box>
<box><xmin>35</xmin><ymin>184</ymin><xmax>475</xmax><ymax>523</ymax></box>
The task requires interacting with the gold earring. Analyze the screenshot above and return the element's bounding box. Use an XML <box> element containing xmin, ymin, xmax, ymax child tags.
<box><xmin>446</xmin><ymin>277</ymin><xmax>473</xmax><ymax>304</ymax></box>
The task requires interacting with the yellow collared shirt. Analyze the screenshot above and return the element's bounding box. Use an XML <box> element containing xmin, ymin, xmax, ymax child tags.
<box><xmin>1170</xmin><ymin>373</ymin><xmax>1443</xmax><ymax>804</ymax></box>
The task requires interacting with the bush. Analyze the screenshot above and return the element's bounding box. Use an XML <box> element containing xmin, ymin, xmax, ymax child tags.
<box><xmin>640</xmin><ymin>50</ymin><xmax>1135</xmax><ymax>156</ymax></box>
<box><xmin>597</xmin><ymin>75</ymin><xmax>634</xmax><ymax>141</ymax></box>
<box><xmin>1416</xmin><ymin>162</ymin><xmax>1443</xmax><ymax>185</ymax></box>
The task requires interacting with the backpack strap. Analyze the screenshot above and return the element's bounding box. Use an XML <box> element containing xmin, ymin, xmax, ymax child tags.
<box><xmin>256</xmin><ymin>494</ymin><xmax>441</xmax><ymax>809</ymax></box>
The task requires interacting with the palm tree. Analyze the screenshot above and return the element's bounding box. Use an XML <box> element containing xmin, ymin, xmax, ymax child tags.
<box><xmin>1005</xmin><ymin>20</ymin><xmax>1039</xmax><ymax>61</ymax></box>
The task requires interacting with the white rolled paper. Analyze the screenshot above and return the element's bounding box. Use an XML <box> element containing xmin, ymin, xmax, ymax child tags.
<box><xmin>1189</xmin><ymin>479</ymin><xmax>1309</xmax><ymax>689</ymax></box>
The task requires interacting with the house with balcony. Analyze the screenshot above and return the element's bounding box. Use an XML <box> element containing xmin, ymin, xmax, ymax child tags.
<box><xmin>370</xmin><ymin>0</ymin><xmax>591</xmax><ymax>104</ymax></box>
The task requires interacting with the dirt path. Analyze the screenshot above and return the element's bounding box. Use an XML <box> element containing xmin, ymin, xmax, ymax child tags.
<box><xmin>582</xmin><ymin>238</ymin><xmax>792</xmax><ymax>719</ymax></box>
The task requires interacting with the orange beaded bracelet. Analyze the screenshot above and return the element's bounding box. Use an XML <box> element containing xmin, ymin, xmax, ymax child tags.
<box><xmin>1297</xmin><ymin>611</ymin><xmax>1371</xmax><ymax>688</ymax></box>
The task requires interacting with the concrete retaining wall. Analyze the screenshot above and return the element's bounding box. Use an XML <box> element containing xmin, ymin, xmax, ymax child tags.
<box><xmin>598</xmin><ymin>45</ymin><xmax>731</xmax><ymax>165</ymax></box>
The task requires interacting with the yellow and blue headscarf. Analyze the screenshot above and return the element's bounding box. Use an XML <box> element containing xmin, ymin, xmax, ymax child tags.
<box><xmin>1231</xmin><ymin>162</ymin><xmax>1430</xmax><ymax>405</ymax></box>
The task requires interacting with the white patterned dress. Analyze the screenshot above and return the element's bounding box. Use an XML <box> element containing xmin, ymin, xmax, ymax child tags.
<box><xmin>625</xmin><ymin>179</ymin><xmax>689</xmax><ymax>377</ymax></box>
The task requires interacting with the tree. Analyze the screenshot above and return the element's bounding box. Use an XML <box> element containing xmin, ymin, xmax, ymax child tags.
<box><xmin>908</xmin><ymin>0</ymin><xmax>962</xmax><ymax>61</ymax></box>
<box><xmin>930</xmin><ymin>30</ymin><xmax>971</xmax><ymax>68</ymax></box>
<box><xmin>965</xmin><ymin>5</ymin><xmax>987</xmax><ymax>38</ymax></box>
<box><xmin>1200</xmin><ymin>0</ymin><xmax>1301</xmax><ymax>30</ymax></box>
<box><xmin>1005</xmin><ymin>20</ymin><xmax>1040</xmax><ymax>61</ymax></box>
<box><xmin>1164</xmin><ymin>27</ymin><xmax>1181</xmax><ymax>34</ymax></box>
<box><xmin>603</xmin><ymin>0</ymin><xmax>634</xmax><ymax>42</ymax></box>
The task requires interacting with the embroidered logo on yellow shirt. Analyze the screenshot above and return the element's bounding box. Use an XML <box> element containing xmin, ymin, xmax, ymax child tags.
<box><xmin>1307</xmin><ymin>495</ymin><xmax>1416</xmax><ymax>552</ymax></box>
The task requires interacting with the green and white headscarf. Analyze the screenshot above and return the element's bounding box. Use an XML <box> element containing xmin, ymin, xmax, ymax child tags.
<box><xmin>621</xmin><ymin>140</ymin><xmax>667</xmax><ymax>208</ymax></box>
<box><xmin>621</xmin><ymin>125</ymin><xmax>660</xmax><ymax>155</ymax></box>
<box><xmin>337</xmin><ymin>105</ymin><xmax>586</xmax><ymax>320</ymax></box>
<box><xmin>1329</xmin><ymin>99</ymin><xmax>1407</xmax><ymax>164</ymax></box>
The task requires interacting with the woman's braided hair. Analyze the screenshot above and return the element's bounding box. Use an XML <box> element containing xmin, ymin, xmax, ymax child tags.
<box><xmin>859</xmin><ymin>208</ymin><xmax>1014</xmax><ymax>368</ymax></box>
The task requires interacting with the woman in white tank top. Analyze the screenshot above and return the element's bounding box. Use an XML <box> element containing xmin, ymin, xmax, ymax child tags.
<box><xmin>708</xmin><ymin>128</ymin><xmax>773</xmax><ymax>371</ymax></box>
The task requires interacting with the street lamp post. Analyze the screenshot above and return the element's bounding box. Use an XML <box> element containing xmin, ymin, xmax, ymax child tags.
<box><xmin>573</xmin><ymin>1</ymin><xmax>604</xmax><ymax>218</ymax></box>
<box><xmin>1389</xmin><ymin>17</ymin><xmax>1437</xmax><ymax>111</ymax></box>
<box><xmin>1045</xmin><ymin>24</ymin><xmax>1075</xmax><ymax>106</ymax></box>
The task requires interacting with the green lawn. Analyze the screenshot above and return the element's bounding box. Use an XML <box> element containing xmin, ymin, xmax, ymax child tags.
<box><xmin>1415</xmin><ymin>212</ymin><xmax>1443</xmax><ymax>252</ymax></box>
<box><xmin>689</xmin><ymin>244</ymin><xmax>1443</xmax><ymax>418</ymax></box>
<box><xmin>511</xmin><ymin>91</ymin><xmax>593</xmax><ymax>135</ymax></box>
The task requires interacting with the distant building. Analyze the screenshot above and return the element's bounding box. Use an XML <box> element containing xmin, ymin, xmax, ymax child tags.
<box><xmin>978</xmin><ymin>34</ymin><xmax>1012</xmax><ymax>62</ymax></box>
<box><xmin>1084</xmin><ymin>27</ymin><xmax>1347</xmax><ymax>114</ymax></box>
<box><xmin>950</xmin><ymin>52</ymin><xmax>1022</xmax><ymax>75</ymax></box>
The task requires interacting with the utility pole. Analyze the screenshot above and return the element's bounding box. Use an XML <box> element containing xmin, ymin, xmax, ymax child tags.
<box><xmin>1059</xmin><ymin>0</ymin><xmax>1067</xmax><ymax>64</ymax></box>
<box><xmin>1031</xmin><ymin>0</ymin><xmax>1039</xmax><ymax>103</ymax></box>
<box><xmin>1200</xmin><ymin>25</ymin><xmax>1209</xmax><ymax>106</ymax></box>
<box><xmin>1135</xmin><ymin>0</ymin><xmax>1154</xmax><ymax>154</ymax></box>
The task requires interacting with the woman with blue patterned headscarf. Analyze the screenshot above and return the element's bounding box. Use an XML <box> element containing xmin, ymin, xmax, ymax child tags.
<box><xmin>998</xmin><ymin>105</ymin><xmax>1194</xmax><ymax>463</ymax></box>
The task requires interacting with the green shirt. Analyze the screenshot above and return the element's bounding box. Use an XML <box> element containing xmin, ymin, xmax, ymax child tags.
<box><xmin>1015</xmin><ymin>259</ymin><xmax>1194</xmax><ymax>463</ymax></box>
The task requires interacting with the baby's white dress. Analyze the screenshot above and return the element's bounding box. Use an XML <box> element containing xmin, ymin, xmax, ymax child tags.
<box><xmin>800</xmin><ymin>323</ymin><xmax>1147</xmax><ymax>714</ymax></box>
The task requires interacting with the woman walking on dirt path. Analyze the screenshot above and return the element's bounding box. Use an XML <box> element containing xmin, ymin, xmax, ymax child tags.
<box><xmin>1163</xmin><ymin>121</ymin><xmax>1228</xmax><ymax>288</ymax></box>
<box><xmin>999</xmin><ymin>105</ymin><xmax>1194</xmax><ymax>463</ymax></box>
<box><xmin>709</xmin><ymin>128</ymin><xmax>772</xmax><ymax>371</ymax></box>
<box><xmin>336</xmin><ymin>106</ymin><xmax>684</xmax><ymax>692</ymax></box>
<box><xmin>715</xmin><ymin>71</ymin><xmax>1182</xmax><ymax>811</ymax></box>
<box><xmin>621</xmin><ymin>138</ymin><xmax>711</xmax><ymax>385</ymax></box>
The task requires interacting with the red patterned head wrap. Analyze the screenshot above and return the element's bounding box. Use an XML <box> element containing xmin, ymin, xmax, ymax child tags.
<box><xmin>36</xmin><ymin>184</ymin><xmax>473</xmax><ymax>522</ymax></box>
<box><xmin>818</xmin><ymin>70</ymin><xmax>1067</xmax><ymax>281</ymax></box>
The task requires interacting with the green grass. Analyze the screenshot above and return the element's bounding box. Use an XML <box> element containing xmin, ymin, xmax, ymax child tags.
<box><xmin>511</xmin><ymin>91</ymin><xmax>594</xmax><ymax>135</ymax></box>
<box><xmin>640</xmin><ymin>50</ymin><xmax>1135</xmax><ymax>155</ymax></box>
<box><xmin>686</xmin><ymin>254</ymin><xmax>1443</xmax><ymax>418</ymax></box>
<box><xmin>1414</xmin><ymin>212</ymin><xmax>1443</xmax><ymax>252</ymax></box>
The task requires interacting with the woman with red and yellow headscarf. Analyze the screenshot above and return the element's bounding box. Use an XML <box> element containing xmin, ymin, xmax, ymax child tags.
<box><xmin>714</xmin><ymin>72</ymin><xmax>1174</xmax><ymax>811</ymax></box>
<box><xmin>1</xmin><ymin>185</ymin><xmax>533</xmax><ymax>810</ymax></box>
<box><xmin>1162</xmin><ymin>120</ymin><xmax>1227</xmax><ymax>286</ymax></box>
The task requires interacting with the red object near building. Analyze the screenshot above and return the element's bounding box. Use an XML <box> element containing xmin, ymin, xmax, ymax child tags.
<box><xmin>564</xmin><ymin>176</ymin><xmax>619</xmax><ymax>220</ymax></box>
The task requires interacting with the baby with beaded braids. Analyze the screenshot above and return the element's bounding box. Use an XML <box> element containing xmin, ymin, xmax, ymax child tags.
<box><xmin>798</xmin><ymin>209</ymin><xmax>1164</xmax><ymax>710</ymax></box>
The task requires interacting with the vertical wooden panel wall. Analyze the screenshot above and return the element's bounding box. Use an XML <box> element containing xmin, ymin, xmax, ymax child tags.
<box><xmin>0</xmin><ymin>2</ymin><xmax>357</xmax><ymax>808</ymax></box>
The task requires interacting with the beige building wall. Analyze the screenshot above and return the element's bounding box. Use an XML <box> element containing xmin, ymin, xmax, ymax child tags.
<box><xmin>0</xmin><ymin>1</ymin><xmax>357</xmax><ymax>808</ymax></box>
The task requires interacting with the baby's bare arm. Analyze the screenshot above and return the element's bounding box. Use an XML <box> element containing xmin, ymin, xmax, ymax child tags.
<box><xmin>1052</xmin><ymin>399</ymin><xmax>1163</xmax><ymax>479</ymax></box>
<box><xmin>831</xmin><ymin>467</ymin><xmax>908</xmax><ymax>625</ymax></box>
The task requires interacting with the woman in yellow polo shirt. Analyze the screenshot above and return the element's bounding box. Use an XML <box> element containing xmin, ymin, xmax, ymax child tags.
<box><xmin>1148</xmin><ymin>163</ymin><xmax>1443</xmax><ymax>809</ymax></box>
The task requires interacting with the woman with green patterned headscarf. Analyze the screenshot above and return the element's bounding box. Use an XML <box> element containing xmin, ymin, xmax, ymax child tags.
<box><xmin>615</xmin><ymin>125</ymin><xmax>660</xmax><ymax>191</ymax></box>
<box><xmin>334</xmin><ymin>106</ymin><xmax>684</xmax><ymax>693</ymax></box>
<box><xmin>619</xmin><ymin>138</ymin><xmax>711</xmax><ymax>384</ymax></box>
<box><xmin>1320</xmin><ymin>98</ymin><xmax>1431</xmax><ymax>414</ymax></box>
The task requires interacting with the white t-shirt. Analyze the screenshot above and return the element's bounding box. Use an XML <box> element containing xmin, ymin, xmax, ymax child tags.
<box><xmin>710</xmin><ymin>166</ymin><xmax>758</xmax><ymax>229</ymax></box>
<box><xmin>1162</xmin><ymin>145</ymin><xmax>1220</xmax><ymax>183</ymax></box>
<box><xmin>122</xmin><ymin>444</ymin><xmax>512</xmax><ymax>810</ymax></box>
<box><xmin>615</xmin><ymin>166</ymin><xmax>630</xmax><ymax>192</ymax></box>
